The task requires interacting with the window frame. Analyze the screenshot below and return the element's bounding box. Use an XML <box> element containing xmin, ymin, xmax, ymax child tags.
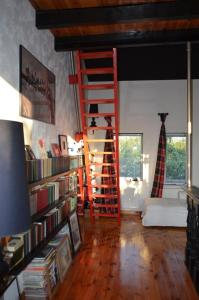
<box><xmin>118</xmin><ymin>133</ymin><xmax>143</xmax><ymax>180</ymax></box>
<box><xmin>165</xmin><ymin>132</ymin><xmax>187</xmax><ymax>185</ymax></box>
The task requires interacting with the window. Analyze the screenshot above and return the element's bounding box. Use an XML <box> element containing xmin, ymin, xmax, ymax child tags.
<box><xmin>119</xmin><ymin>134</ymin><xmax>143</xmax><ymax>179</ymax></box>
<box><xmin>166</xmin><ymin>134</ymin><xmax>187</xmax><ymax>184</ymax></box>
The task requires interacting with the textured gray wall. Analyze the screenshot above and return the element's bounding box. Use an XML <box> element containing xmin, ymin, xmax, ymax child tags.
<box><xmin>0</xmin><ymin>0</ymin><xmax>78</xmax><ymax>156</ymax></box>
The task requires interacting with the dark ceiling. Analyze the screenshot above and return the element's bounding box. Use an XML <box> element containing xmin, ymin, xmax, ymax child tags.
<box><xmin>29</xmin><ymin>1</ymin><xmax>199</xmax><ymax>51</ymax></box>
<box><xmin>29</xmin><ymin>1</ymin><xmax>199</xmax><ymax>80</ymax></box>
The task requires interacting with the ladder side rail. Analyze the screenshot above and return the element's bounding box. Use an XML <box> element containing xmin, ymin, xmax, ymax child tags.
<box><xmin>76</xmin><ymin>51</ymin><xmax>94</xmax><ymax>220</ymax></box>
<box><xmin>113</xmin><ymin>48</ymin><xmax>121</xmax><ymax>222</ymax></box>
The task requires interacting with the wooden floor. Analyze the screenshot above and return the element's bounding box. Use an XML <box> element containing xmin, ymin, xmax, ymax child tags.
<box><xmin>54</xmin><ymin>214</ymin><xmax>199</xmax><ymax>300</ymax></box>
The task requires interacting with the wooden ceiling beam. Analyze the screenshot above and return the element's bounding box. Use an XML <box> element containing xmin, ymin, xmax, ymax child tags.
<box><xmin>55</xmin><ymin>28</ymin><xmax>199</xmax><ymax>51</ymax></box>
<box><xmin>36</xmin><ymin>1</ymin><xmax>199</xmax><ymax>29</ymax></box>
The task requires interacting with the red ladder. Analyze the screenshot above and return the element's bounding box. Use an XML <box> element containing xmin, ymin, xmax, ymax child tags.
<box><xmin>76</xmin><ymin>49</ymin><xmax>120</xmax><ymax>222</ymax></box>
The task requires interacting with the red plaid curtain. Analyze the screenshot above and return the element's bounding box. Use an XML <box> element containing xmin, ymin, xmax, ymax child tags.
<box><xmin>101</xmin><ymin>116</ymin><xmax>117</xmax><ymax>213</ymax></box>
<box><xmin>151</xmin><ymin>113</ymin><xmax>167</xmax><ymax>198</ymax></box>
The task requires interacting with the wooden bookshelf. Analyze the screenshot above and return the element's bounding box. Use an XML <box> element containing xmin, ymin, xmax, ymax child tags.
<box><xmin>9</xmin><ymin>218</ymin><xmax>68</xmax><ymax>276</ymax></box>
<box><xmin>9</xmin><ymin>208</ymin><xmax>76</xmax><ymax>277</ymax></box>
<box><xmin>7</xmin><ymin>168</ymin><xmax>80</xmax><ymax>275</ymax></box>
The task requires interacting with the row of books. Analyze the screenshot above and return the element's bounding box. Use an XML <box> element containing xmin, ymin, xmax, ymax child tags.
<box><xmin>21</xmin><ymin>203</ymin><xmax>68</xmax><ymax>257</ymax></box>
<box><xmin>77</xmin><ymin>166</ymin><xmax>87</xmax><ymax>216</ymax></box>
<box><xmin>26</xmin><ymin>155</ymin><xmax>84</xmax><ymax>183</ymax></box>
<box><xmin>26</xmin><ymin>157</ymin><xmax>70</xmax><ymax>183</ymax></box>
<box><xmin>29</xmin><ymin>174</ymin><xmax>77</xmax><ymax>217</ymax></box>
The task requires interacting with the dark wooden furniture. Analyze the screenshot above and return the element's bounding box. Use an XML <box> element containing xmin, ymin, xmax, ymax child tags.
<box><xmin>183</xmin><ymin>185</ymin><xmax>199</xmax><ymax>293</ymax></box>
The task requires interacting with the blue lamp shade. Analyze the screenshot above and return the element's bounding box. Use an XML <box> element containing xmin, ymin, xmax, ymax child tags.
<box><xmin>0</xmin><ymin>120</ymin><xmax>30</xmax><ymax>237</ymax></box>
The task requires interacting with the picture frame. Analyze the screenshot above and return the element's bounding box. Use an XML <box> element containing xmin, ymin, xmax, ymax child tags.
<box><xmin>58</xmin><ymin>135</ymin><xmax>68</xmax><ymax>156</ymax></box>
<box><xmin>69</xmin><ymin>211</ymin><xmax>81</xmax><ymax>253</ymax></box>
<box><xmin>51</xmin><ymin>143</ymin><xmax>61</xmax><ymax>157</ymax></box>
<box><xmin>20</xmin><ymin>45</ymin><xmax>55</xmax><ymax>124</ymax></box>
<box><xmin>25</xmin><ymin>145</ymin><xmax>36</xmax><ymax>160</ymax></box>
<box><xmin>57</xmin><ymin>223</ymin><xmax>73</xmax><ymax>253</ymax></box>
<box><xmin>56</xmin><ymin>236</ymin><xmax>72</xmax><ymax>281</ymax></box>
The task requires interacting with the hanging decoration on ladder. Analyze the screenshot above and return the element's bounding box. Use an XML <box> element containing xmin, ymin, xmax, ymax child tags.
<box><xmin>89</xmin><ymin>104</ymin><xmax>98</xmax><ymax>133</ymax></box>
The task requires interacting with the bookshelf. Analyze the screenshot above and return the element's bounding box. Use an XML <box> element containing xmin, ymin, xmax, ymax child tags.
<box><xmin>1</xmin><ymin>156</ymin><xmax>84</xmax><ymax>299</ymax></box>
<box><xmin>10</xmin><ymin>218</ymin><xmax>68</xmax><ymax>275</ymax></box>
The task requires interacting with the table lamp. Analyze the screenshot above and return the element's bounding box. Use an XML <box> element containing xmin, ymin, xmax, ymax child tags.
<box><xmin>0</xmin><ymin>120</ymin><xmax>30</xmax><ymax>278</ymax></box>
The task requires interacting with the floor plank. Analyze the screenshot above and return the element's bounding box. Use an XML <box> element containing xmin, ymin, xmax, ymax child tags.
<box><xmin>53</xmin><ymin>215</ymin><xmax>199</xmax><ymax>300</ymax></box>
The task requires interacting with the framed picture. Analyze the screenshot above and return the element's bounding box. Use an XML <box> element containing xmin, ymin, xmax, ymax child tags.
<box><xmin>69</xmin><ymin>211</ymin><xmax>81</xmax><ymax>253</ymax></box>
<box><xmin>25</xmin><ymin>145</ymin><xmax>36</xmax><ymax>160</ymax></box>
<box><xmin>51</xmin><ymin>143</ymin><xmax>61</xmax><ymax>157</ymax></box>
<box><xmin>57</xmin><ymin>223</ymin><xmax>73</xmax><ymax>253</ymax></box>
<box><xmin>58</xmin><ymin>135</ymin><xmax>68</xmax><ymax>156</ymax></box>
<box><xmin>20</xmin><ymin>45</ymin><xmax>55</xmax><ymax>124</ymax></box>
<box><xmin>2</xmin><ymin>278</ymin><xmax>20</xmax><ymax>300</ymax></box>
<box><xmin>56</xmin><ymin>236</ymin><xmax>72</xmax><ymax>281</ymax></box>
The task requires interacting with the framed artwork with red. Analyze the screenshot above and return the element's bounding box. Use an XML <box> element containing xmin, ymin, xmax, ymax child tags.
<box><xmin>51</xmin><ymin>143</ymin><xmax>61</xmax><ymax>157</ymax></box>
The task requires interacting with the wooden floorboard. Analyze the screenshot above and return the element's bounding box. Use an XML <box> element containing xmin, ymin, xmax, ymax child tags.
<box><xmin>53</xmin><ymin>215</ymin><xmax>199</xmax><ymax>300</ymax></box>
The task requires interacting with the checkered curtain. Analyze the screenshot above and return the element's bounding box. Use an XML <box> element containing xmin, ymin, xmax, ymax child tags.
<box><xmin>151</xmin><ymin>113</ymin><xmax>167</xmax><ymax>198</ymax></box>
<box><xmin>101</xmin><ymin>116</ymin><xmax>117</xmax><ymax>213</ymax></box>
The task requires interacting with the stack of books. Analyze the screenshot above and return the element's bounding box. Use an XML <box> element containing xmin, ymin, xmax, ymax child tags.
<box><xmin>22</xmin><ymin>246</ymin><xmax>59</xmax><ymax>299</ymax></box>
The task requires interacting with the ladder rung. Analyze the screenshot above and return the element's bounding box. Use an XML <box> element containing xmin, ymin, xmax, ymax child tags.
<box><xmin>88</xmin><ymin>162</ymin><xmax>116</xmax><ymax>166</ymax></box>
<box><xmin>88</xmin><ymin>151</ymin><xmax>115</xmax><ymax>155</ymax></box>
<box><xmin>86</xmin><ymin>139</ymin><xmax>114</xmax><ymax>143</ymax></box>
<box><xmin>83</xmin><ymin>99</ymin><xmax>114</xmax><ymax>104</ymax></box>
<box><xmin>89</xmin><ymin>173</ymin><xmax>116</xmax><ymax>177</ymax></box>
<box><xmin>84</xmin><ymin>113</ymin><xmax>115</xmax><ymax>117</ymax></box>
<box><xmin>89</xmin><ymin>184</ymin><xmax>117</xmax><ymax>188</ymax></box>
<box><xmin>92</xmin><ymin>194</ymin><xmax>118</xmax><ymax>198</ymax></box>
<box><xmin>84</xmin><ymin>126</ymin><xmax>115</xmax><ymax>131</ymax></box>
<box><xmin>93</xmin><ymin>204</ymin><xmax>118</xmax><ymax>208</ymax></box>
<box><xmin>93</xmin><ymin>213</ymin><xmax>119</xmax><ymax>218</ymax></box>
<box><xmin>80</xmin><ymin>51</ymin><xmax>113</xmax><ymax>59</ymax></box>
<box><xmin>81</xmin><ymin>68</ymin><xmax>113</xmax><ymax>75</ymax></box>
<box><xmin>81</xmin><ymin>84</ymin><xmax>114</xmax><ymax>90</ymax></box>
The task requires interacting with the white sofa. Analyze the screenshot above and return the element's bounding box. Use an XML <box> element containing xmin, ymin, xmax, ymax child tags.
<box><xmin>141</xmin><ymin>197</ymin><xmax>187</xmax><ymax>227</ymax></box>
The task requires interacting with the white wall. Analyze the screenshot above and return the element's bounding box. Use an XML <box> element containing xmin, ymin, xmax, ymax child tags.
<box><xmin>119</xmin><ymin>80</ymin><xmax>187</xmax><ymax>210</ymax></box>
<box><xmin>0</xmin><ymin>0</ymin><xmax>78</xmax><ymax>157</ymax></box>
<box><xmin>89</xmin><ymin>80</ymin><xmax>188</xmax><ymax>211</ymax></box>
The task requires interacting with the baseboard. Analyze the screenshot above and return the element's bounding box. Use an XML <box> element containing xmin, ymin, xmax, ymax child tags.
<box><xmin>121</xmin><ymin>210</ymin><xmax>141</xmax><ymax>215</ymax></box>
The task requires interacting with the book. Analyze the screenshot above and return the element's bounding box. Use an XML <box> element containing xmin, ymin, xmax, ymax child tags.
<box><xmin>37</xmin><ymin>188</ymin><xmax>48</xmax><ymax>212</ymax></box>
